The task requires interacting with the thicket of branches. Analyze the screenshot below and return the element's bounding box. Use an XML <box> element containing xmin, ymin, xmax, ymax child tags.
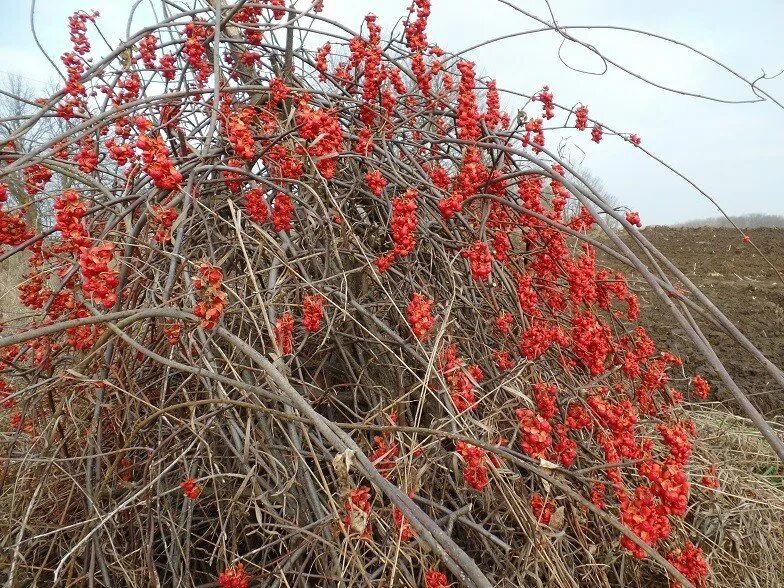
<box><xmin>1</xmin><ymin>2</ymin><xmax>784</xmax><ymax>587</ymax></box>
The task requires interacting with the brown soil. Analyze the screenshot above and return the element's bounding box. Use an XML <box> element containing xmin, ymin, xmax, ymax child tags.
<box><xmin>616</xmin><ymin>227</ymin><xmax>784</xmax><ymax>417</ymax></box>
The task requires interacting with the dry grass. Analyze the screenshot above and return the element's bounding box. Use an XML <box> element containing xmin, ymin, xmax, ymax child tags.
<box><xmin>688</xmin><ymin>407</ymin><xmax>784</xmax><ymax>588</ymax></box>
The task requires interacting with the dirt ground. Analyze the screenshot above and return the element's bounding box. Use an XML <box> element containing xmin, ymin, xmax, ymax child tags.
<box><xmin>615</xmin><ymin>227</ymin><xmax>784</xmax><ymax>417</ymax></box>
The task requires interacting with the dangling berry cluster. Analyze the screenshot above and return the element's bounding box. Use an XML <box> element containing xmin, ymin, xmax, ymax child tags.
<box><xmin>217</xmin><ymin>563</ymin><xmax>249</xmax><ymax>588</ymax></box>
<box><xmin>181</xmin><ymin>478</ymin><xmax>201</xmax><ymax>500</ymax></box>
<box><xmin>455</xmin><ymin>441</ymin><xmax>490</xmax><ymax>491</ymax></box>
<box><xmin>343</xmin><ymin>486</ymin><xmax>373</xmax><ymax>540</ymax></box>
<box><xmin>461</xmin><ymin>241</ymin><xmax>492</xmax><ymax>281</ymax></box>
<box><xmin>407</xmin><ymin>292</ymin><xmax>435</xmax><ymax>342</ymax></box>
<box><xmin>390</xmin><ymin>188</ymin><xmax>418</xmax><ymax>258</ymax></box>
<box><xmin>193</xmin><ymin>263</ymin><xmax>227</xmax><ymax>330</ymax></box>
<box><xmin>424</xmin><ymin>570</ymin><xmax>449</xmax><ymax>588</ymax></box>
<box><xmin>275</xmin><ymin>312</ymin><xmax>294</xmax><ymax>354</ymax></box>
<box><xmin>302</xmin><ymin>294</ymin><xmax>325</xmax><ymax>333</ymax></box>
<box><xmin>79</xmin><ymin>242</ymin><xmax>119</xmax><ymax>308</ymax></box>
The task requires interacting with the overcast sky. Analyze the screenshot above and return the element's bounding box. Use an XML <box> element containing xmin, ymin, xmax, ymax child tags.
<box><xmin>2</xmin><ymin>0</ymin><xmax>783</xmax><ymax>225</ymax></box>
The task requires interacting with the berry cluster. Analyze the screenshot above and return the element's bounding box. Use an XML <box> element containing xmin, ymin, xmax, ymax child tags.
<box><xmin>461</xmin><ymin>241</ymin><xmax>492</xmax><ymax>281</ymax></box>
<box><xmin>79</xmin><ymin>242</ymin><xmax>119</xmax><ymax>308</ymax></box>
<box><xmin>407</xmin><ymin>293</ymin><xmax>435</xmax><ymax>342</ymax></box>
<box><xmin>136</xmin><ymin>126</ymin><xmax>182</xmax><ymax>190</ymax></box>
<box><xmin>530</xmin><ymin>492</ymin><xmax>555</xmax><ymax>525</ymax></box>
<box><xmin>390</xmin><ymin>188</ymin><xmax>419</xmax><ymax>258</ymax></box>
<box><xmin>271</xmin><ymin>193</ymin><xmax>294</xmax><ymax>232</ymax></box>
<box><xmin>193</xmin><ymin>263</ymin><xmax>227</xmax><ymax>330</ymax></box>
<box><xmin>364</xmin><ymin>170</ymin><xmax>387</xmax><ymax>196</ymax></box>
<box><xmin>455</xmin><ymin>441</ymin><xmax>490</xmax><ymax>491</ymax></box>
<box><xmin>438</xmin><ymin>344</ymin><xmax>480</xmax><ymax>413</ymax></box>
<box><xmin>181</xmin><ymin>478</ymin><xmax>201</xmax><ymax>500</ymax></box>
<box><xmin>343</xmin><ymin>486</ymin><xmax>373</xmax><ymax>540</ymax></box>
<box><xmin>244</xmin><ymin>188</ymin><xmax>269</xmax><ymax>224</ymax></box>
<box><xmin>151</xmin><ymin>205</ymin><xmax>178</xmax><ymax>243</ymax></box>
<box><xmin>575</xmin><ymin>105</ymin><xmax>589</xmax><ymax>130</ymax></box>
<box><xmin>424</xmin><ymin>569</ymin><xmax>449</xmax><ymax>588</ymax></box>
<box><xmin>302</xmin><ymin>294</ymin><xmax>325</xmax><ymax>333</ymax></box>
<box><xmin>183</xmin><ymin>21</ymin><xmax>213</xmax><ymax>86</ymax></box>
<box><xmin>217</xmin><ymin>563</ymin><xmax>249</xmax><ymax>588</ymax></box>
<box><xmin>275</xmin><ymin>312</ymin><xmax>294</xmax><ymax>355</ymax></box>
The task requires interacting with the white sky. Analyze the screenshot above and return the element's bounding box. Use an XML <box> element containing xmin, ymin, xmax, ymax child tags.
<box><xmin>1</xmin><ymin>0</ymin><xmax>783</xmax><ymax>225</ymax></box>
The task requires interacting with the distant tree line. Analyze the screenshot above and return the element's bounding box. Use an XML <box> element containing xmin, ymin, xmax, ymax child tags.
<box><xmin>674</xmin><ymin>213</ymin><xmax>784</xmax><ymax>228</ymax></box>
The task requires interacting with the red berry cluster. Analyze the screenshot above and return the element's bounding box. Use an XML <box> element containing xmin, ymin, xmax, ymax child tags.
<box><xmin>54</xmin><ymin>190</ymin><xmax>90</xmax><ymax>250</ymax></box>
<box><xmin>226</xmin><ymin>108</ymin><xmax>256</xmax><ymax>159</ymax></box>
<box><xmin>138</xmin><ymin>34</ymin><xmax>158</xmax><ymax>70</ymax></box>
<box><xmin>269</xmin><ymin>77</ymin><xmax>289</xmax><ymax>106</ymax></box>
<box><xmin>530</xmin><ymin>492</ymin><xmax>555</xmax><ymax>525</ymax></box>
<box><xmin>389</xmin><ymin>505</ymin><xmax>415</xmax><ymax>544</ymax></box>
<box><xmin>364</xmin><ymin>170</ymin><xmax>387</xmax><ymax>196</ymax></box>
<box><xmin>626</xmin><ymin>211</ymin><xmax>642</xmax><ymax>227</ymax></box>
<box><xmin>535</xmin><ymin>86</ymin><xmax>555</xmax><ymax>120</ymax></box>
<box><xmin>181</xmin><ymin>478</ymin><xmax>201</xmax><ymax>500</ymax></box>
<box><xmin>519</xmin><ymin>321</ymin><xmax>568</xmax><ymax>360</ymax></box>
<box><xmin>23</xmin><ymin>164</ymin><xmax>53</xmax><ymax>196</ymax></box>
<box><xmin>455</xmin><ymin>441</ymin><xmax>490</xmax><ymax>491</ymax></box>
<box><xmin>619</xmin><ymin>485</ymin><xmax>671</xmax><ymax>558</ymax></box>
<box><xmin>75</xmin><ymin>136</ymin><xmax>98</xmax><ymax>173</ymax></box>
<box><xmin>295</xmin><ymin>102</ymin><xmax>343</xmax><ymax>179</ymax></box>
<box><xmin>183</xmin><ymin>21</ymin><xmax>213</xmax><ymax>87</ymax></box>
<box><xmin>159</xmin><ymin>53</ymin><xmax>177</xmax><ymax>80</ymax></box>
<box><xmin>482</xmin><ymin>80</ymin><xmax>508</xmax><ymax>131</ymax></box>
<box><xmin>343</xmin><ymin>486</ymin><xmax>373</xmax><ymax>540</ymax></box>
<box><xmin>271</xmin><ymin>193</ymin><xmax>294</xmax><ymax>232</ymax></box>
<box><xmin>407</xmin><ymin>292</ymin><xmax>436</xmax><ymax>342</ymax></box>
<box><xmin>370</xmin><ymin>434</ymin><xmax>400</xmax><ymax>479</ymax></box>
<box><xmin>165</xmin><ymin>322</ymin><xmax>181</xmax><ymax>346</ymax></box>
<box><xmin>244</xmin><ymin>188</ymin><xmax>268</xmax><ymax>224</ymax></box>
<box><xmin>666</xmin><ymin>542</ymin><xmax>709</xmax><ymax>588</ymax></box>
<box><xmin>315</xmin><ymin>43</ymin><xmax>331</xmax><ymax>81</ymax></box>
<box><xmin>275</xmin><ymin>312</ymin><xmax>294</xmax><ymax>355</ymax></box>
<box><xmin>0</xmin><ymin>197</ymin><xmax>32</xmax><ymax>250</ymax></box>
<box><xmin>424</xmin><ymin>569</ymin><xmax>449</xmax><ymax>588</ymax></box>
<box><xmin>591</xmin><ymin>123</ymin><xmax>603</xmax><ymax>143</ymax></box>
<box><xmin>700</xmin><ymin>464</ymin><xmax>720</xmax><ymax>490</ymax></box>
<box><xmin>692</xmin><ymin>375</ymin><xmax>710</xmax><ymax>399</ymax></box>
<box><xmin>461</xmin><ymin>241</ymin><xmax>492</xmax><ymax>281</ymax></box>
<box><xmin>268</xmin><ymin>0</ymin><xmax>286</xmax><ymax>20</ymax></box>
<box><xmin>79</xmin><ymin>242</ymin><xmax>119</xmax><ymax>308</ymax></box>
<box><xmin>516</xmin><ymin>408</ymin><xmax>553</xmax><ymax>459</ymax></box>
<box><xmin>523</xmin><ymin>118</ymin><xmax>545</xmax><ymax>152</ymax></box>
<box><xmin>495</xmin><ymin>312</ymin><xmax>514</xmax><ymax>334</ymax></box>
<box><xmin>390</xmin><ymin>188</ymin><xmax>419</xmax><ymax>258</ymax></box>
<box><xmin>575</xmin><ymin>105</ymin><xmax>589</xmax><ymax>130</ymax></box>
<box><xmin>136</xmin><ymin>126</ymin><xmax>182</xmax><ymax>190</ymax></box>
<box><xmin>456</xmin><ymin>61</ymin><xmax>480</xmax><ymax>141</ymax></box>
<box><xmin>217</xmin><ymin>563</ymin><xmax>249</xmax><ymax>588</ymax></box>
<box><xmin>302</xmin><ymin>294</ymin><xmax>325</xmax><ymax>332</ymax></box>
<box><xmin>193</xmin><ymin>263</ymin><xmax>227</xmax><ymax>330</ymax></box>
<box><xmin>151</xmin><ymin>205</ymin><xmax>178</xmax><ymax>243</ymax></box>
<box><xmin>438</xmin><ymin>344</ymin><xmax>480</xmax><ymax>413</ymax></box>
<box><xmin>493</xmin><ymin>349</ymin><xmax>515</xmax><ymax>371</ymax></box>
<box><xmin>57</xmin><ymin>11</ymin><xmax>98</xmax><ymax>118</ymax></box>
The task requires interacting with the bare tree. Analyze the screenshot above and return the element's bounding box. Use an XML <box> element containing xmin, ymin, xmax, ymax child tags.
<box><xmin>560</xmin><ymin>167</ymin><xmax>621</xmax><ymax>230</ymax></box>
<box><xmin>0</xmin><ymin>73</ymin><xmax>58</xmax><ymax>230</ymax></box>
<box><xmin>677</xmin><ymin>213</ymin><xmax>784</xmax><ymax>228</ymax></box>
